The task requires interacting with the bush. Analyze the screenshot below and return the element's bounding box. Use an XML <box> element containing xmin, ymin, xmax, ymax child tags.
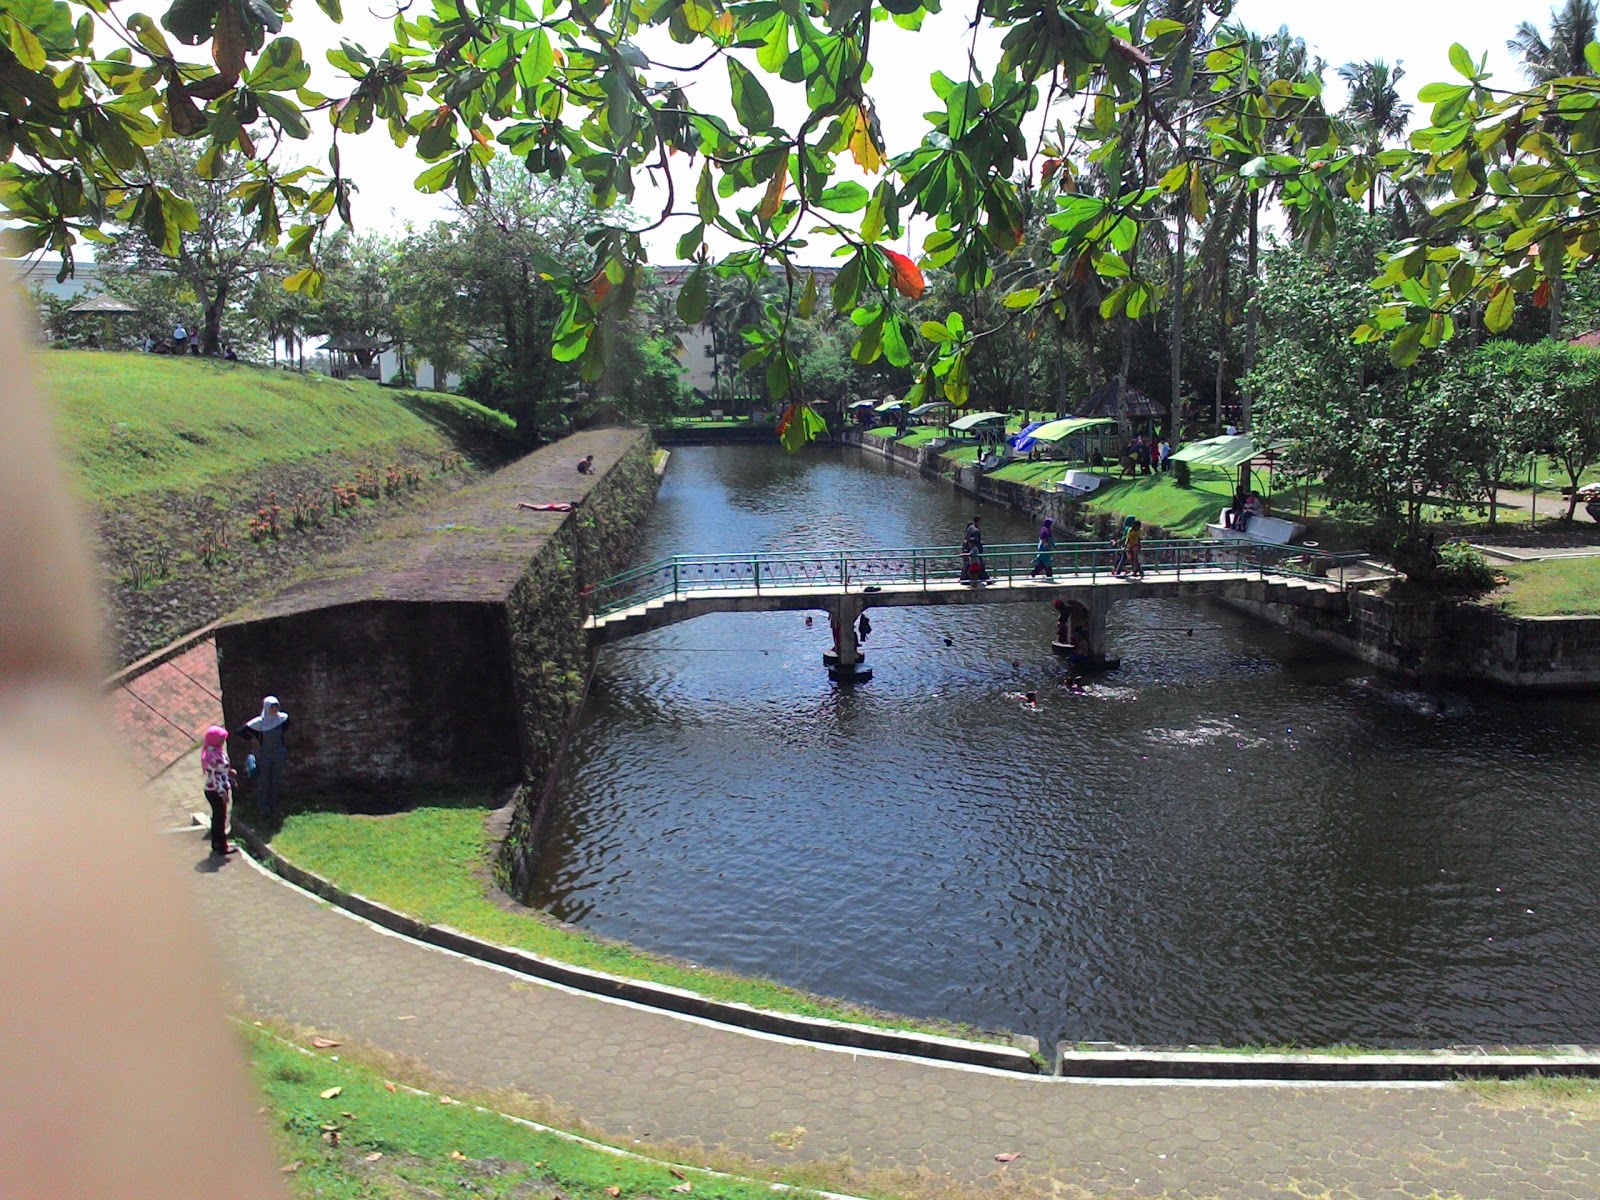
<box><xmin>1435</xmin><ymin>541</ymin><xmax>1498</xmax><ymax>591</ymax></box>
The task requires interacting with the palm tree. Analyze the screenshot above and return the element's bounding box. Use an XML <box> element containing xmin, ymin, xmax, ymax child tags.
<box><xmin>1337</xmin><ymin>59</ymin><xmax>1412</xmax><ymax>215</ymax></box>
<box><xmin>1509</xmin><ymin>0</ymin><xmax>1598</xmax><ymax>82</ymax></box>
<box><xmin>1509</xmin><ymin>1</ymin><xmax>1598</xmax><ymax>336</ymax></box>
<box><xmin>1201</xmin><ymin>23</ymin><xmax>1325</xmax><ymax>430</ymax></box>
<box><xmin>704</xmin><ymin>270</ymin><xmax>780</xmax><ymax>409</ymax></box>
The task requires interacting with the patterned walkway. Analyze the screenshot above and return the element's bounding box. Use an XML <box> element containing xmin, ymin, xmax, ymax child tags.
<box><xmin>138</xmin><ymin>651</ymin><xmax>1600</xmax><ymax>1199</ymax></box>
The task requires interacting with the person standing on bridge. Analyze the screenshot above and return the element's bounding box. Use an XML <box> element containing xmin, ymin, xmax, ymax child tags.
<box><xmin>1031</xmin><ymin>517</ymin><xmax>1055</xmax><ymax>578</ymax></box>
<box><xmin>963</xmin><ymin>515</ymin><xmax>990</xmax><ymax>585</ymax></box>
<box><xmin>1123</xmin><ymin>519</ymin><xmax>1145</xmax><ymax>579</ymax></box>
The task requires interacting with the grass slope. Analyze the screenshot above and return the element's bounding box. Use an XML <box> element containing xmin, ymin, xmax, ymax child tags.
<box><xmin>41</xmin><ymin>351</ymin><xmax>510</xmax><ymax>501</ymax></box>
<box><xmin>270</xmin><ymin>797</ymin><xmax>1000</xmax><ymax>1042</ymax></box>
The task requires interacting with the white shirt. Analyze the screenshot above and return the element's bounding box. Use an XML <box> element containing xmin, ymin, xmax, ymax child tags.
<box><xmin>174</xmin><ymin>325</ymin><xmax>187</xmax><ymax>340</ymax></box>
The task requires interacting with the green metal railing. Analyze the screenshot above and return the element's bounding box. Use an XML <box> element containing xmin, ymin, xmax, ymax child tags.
<box><xmin>588</xmin><ymin>538</ymin><xmax>1374</xmax><ymax>619</ymax></box>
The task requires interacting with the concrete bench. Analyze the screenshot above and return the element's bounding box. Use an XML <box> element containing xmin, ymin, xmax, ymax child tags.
<box><xmin>1206</xmin><ymin>508</ymin><xmax>1305</xmax><ymax>545</ymax></box>
<box><xmin>1055</xmin><ymin>470</ymin><xmax>1103</xmax><ymax>496</ymax></box>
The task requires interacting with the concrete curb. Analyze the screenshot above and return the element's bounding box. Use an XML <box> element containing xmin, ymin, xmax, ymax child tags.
<box><xmin>1055</xmin><ymin>1046</ymin><xmax>1600</xmax><ymax>1082</ymax></box>
<box><xmin>229</xmin><ymin>822</ymin><xmax>1041</xmax><ymax>1075</ymax></box>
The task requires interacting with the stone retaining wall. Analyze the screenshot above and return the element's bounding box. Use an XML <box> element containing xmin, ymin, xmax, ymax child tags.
<box><xmin>1225</xmin><ymin>590</ymin><xmax>1600</xmax><ymax>691</ymax></box>
<box><xmin>850</xmin><ymin>429</ymin><xmax>1600</xmax><ymax>689</ymax></box>
<box><xmin>216</xmin><ymin>429</ymin><xmax>659</xmax><ymax>802</ymax></box>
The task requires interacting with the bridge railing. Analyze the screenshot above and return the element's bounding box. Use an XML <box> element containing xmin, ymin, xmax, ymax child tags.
<box><xmin>588</xmin><ymin>538</ymin><xmax>1376</xmax><ymax>617</ymax></box>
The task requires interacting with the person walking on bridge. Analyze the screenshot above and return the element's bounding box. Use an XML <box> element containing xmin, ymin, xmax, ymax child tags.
<box><xmin>1031</xmin><ymin>517</ymin><xmax>1055</xmax><ymax>578</ymax></box>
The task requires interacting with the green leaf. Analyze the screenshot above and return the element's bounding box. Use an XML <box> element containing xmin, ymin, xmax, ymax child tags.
<box><xmin>798</xmin><ymin>271</ymin><xmax>817</xmax><ymax>319</ymax></box>
<box><xmin>817</xmin><ymin>180</ymin><xmax>869</xmax><ymax>213</ymax></box>
<box><xmin>517</xmin><ymin>30</ymin><xmax>554</xmax><ymax>89</ymax></box>
<box><xmin>1485</xmin><ymin>283</ymin><xmax>1515</xmax><ymax>333</ymax></box>
<box><xmin>677</xmin><ymin>266</ymin><xmax>708</xmax><ymax>324</ymax></box>
<box><xmin>1</xmin><ymin>13</ymin><xmax>47</xmax><ymax>69</ymax></box>
<box><xmin>248</xmin><ymin>38</ymin><xmax>310</xmax><ymax>91</ymax></box>
<box><xmin>1388</xmin><ymin>320</ymin><xmax>1426</xmax><ymax>367</ymax></box>
<box><xmin>727</xmin><ymin>59</ymin><xmax>774</xmax><ymax>131</ymax></box>
<box><xmin>1417</xmin><ymin>82</ymin><xmax>1471</xmax><ymax>103</ymax></box>
<box><xmin>1001</xmin><ymin>288</ymin><xmax>1039</xmax><ymax>309</ymax></box>
<box><xmin>415</xmin><ymin>158</ymin><xmax>455</xmax><ymax>192</ymax></box>
<box><xmin>882</xmin><ymin>315</ymin><xmax>910</xmax><ymax>368</ymax></box>
<box><xmin>1587</xmin><ymin>41</ymin><xmax>1600</xmax><ymax>76</ymax></box>
<box><xmin>920</xmin><ymin>320</ymin><xmax>954</xmax><ymax>343</ymax></box>
<box><xmin>1157</xmin><ymin>163</ymin><xmax>1188</xmax><ymax>193</ymax></box>
<box><xmin>1448</xmin><ymin>43</ymin><xmax>1475</xmax><ymax>79</ymax></box>
<box><xmin>160</xmin><ymin>0</ymin><xmax>219</xmax><ymax>46</ymax></box>
<box><xmin>283</xmin><ymin>266</ymin><xmax>324</xmax><ymax>298</ymax></box>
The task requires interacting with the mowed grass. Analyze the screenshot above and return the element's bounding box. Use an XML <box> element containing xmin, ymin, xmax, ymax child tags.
<box><xmin>271</xmin><ymin>800</ymin><xmax>998</xmax><ymax>1041</ymax></box>
<box><xmin>1495</xmin><ymin>557</ymin><xmax>1600</xmax><ymax>616</ymax></box>
<box><xmin>38</xmin><ymin>351</ymin><xmax>508</xmax><ymax>501</ymax></box>
<box><xmin>245</xmin><ymin>1021</ymin><xmax>828</xmax><ymax>1200</ymax></box>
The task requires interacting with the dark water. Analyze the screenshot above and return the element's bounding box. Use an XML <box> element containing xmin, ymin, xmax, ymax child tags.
<box><xmin>529</xmin><ymin>445</ymin><xmax>1600</xmax><ymax>1048</ymax></box>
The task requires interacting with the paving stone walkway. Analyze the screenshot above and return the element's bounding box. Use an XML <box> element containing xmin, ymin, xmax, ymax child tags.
<box><xmin>136</xmin><ymin>649</ymin><xmax>1599</xmax><ymax>1199</ymax></box>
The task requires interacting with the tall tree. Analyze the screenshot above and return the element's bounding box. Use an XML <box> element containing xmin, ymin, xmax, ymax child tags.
<box><xmin>102</xmin><ymin>144</ymin><xmax>273</xmax><ymax>355</ymax></box>
<box><xmin>1337</xmin><ymin>60</ymin><xmax>1413</xmax><ymax>215</ymax></box>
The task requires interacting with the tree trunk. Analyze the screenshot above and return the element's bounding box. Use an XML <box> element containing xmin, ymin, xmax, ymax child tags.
<box><xmin>1054</xmin><ymin>318</ymin><xmax>1067</xmax><ymax>419</ymax></box>
<box><xmin>1170</xmin><ymin>190</ymin><xmax>1186</xmax><ymax>442</ymax></box>
<box><xmin>202</xmin><ymin>283</ymin><xmax>227</xmax><ymax>356</ymax></box>
<box><xmin>1214</xmin><ymin>254</ymin><xmax>1229</xmax><ymax>433</ymax></box>
<box><xmin>1241</xmin><ymin>191</ymin><xmax>1260</xmax><ymax>431</ymax></box>
<box><xmin>1551</xmin><ymin>273</ymin><xmax>1566</xmax><ymax>339</ymax></box>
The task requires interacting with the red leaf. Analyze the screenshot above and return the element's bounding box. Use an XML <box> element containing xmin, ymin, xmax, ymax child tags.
<box><xmin>994</xmin><ymin>1152</ymin><xmax>1021</xmax><ymax>1163</ymax></box>
<box><xmin>311</xmin><ymin>1037</ymin><xmax>340</xmax><ymax>1049</ymax></box>
<box><xmin>885</xmin><ymin>250</ymin><xmax>925</xmax><ymax>300</ymax></box>
<box><xmin>1533</xmin><ymin>279</ymin><xmax>1551</xmax><ymax>308</ymax></box>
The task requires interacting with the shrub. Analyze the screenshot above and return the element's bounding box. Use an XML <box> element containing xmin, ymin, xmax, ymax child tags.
<box><xmin>290</xmin><ymin>492</ymin><xmax>325</xmax><ymax>531</ymax></box>
<box><xmin>1435</xmin><ymin>541</ymin><xmax>1498</xmax><ymax>591</ymax></box>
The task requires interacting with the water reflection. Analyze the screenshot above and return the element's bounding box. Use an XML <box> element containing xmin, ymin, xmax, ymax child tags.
<box><xmin>530</xmin><ymin>445</ymin><xmax>1600</xmax><ymax>1047</ymax></box>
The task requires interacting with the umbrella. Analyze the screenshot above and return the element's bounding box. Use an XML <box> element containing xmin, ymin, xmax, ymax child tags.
<box><xmin>847</xmin><ymin>399</ymin><xmax>878</xmax><ymax>410</ymax></box>
<box><xmin>908</xmin><ymin>402</ymin><xmax>948</xmax><ymax>417</ymax></box>
<box><xmin>875</xmin><ymin>400</ymin><xmax>904</xmax><ymax>414</ymax></box>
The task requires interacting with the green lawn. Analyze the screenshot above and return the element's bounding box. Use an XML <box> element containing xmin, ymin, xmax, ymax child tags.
<box><xmin>270</xmin><ymin>797</ymin><xmax>1000</xmax><ymax>1043</ymax></box>
<box><xmin>39</xmin><ymin>351</ymin><xmax>510</xmax><ymax>501</ymax></box>
<box><xmin>245</xmin><ymin>1021</ymin><xmax>834</xmax><ymax>1200</ymax></box>
<box><xmin>1494</xmin><ymin>557</ymin><xmax>1600</xmax><ymax>616</ymax></box>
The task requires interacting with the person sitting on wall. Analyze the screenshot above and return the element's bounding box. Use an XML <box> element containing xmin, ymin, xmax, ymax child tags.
<box><xmin>577</xmin><ymin>454</ymin><xmax>595</xmax><ymax>475</ymax></box>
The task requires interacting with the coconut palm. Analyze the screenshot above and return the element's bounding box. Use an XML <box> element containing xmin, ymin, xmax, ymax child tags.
<box><xmin>1337</xmin><ymin>59</ymin><xmax>1412</xmax><ymax>215</ymax></box>
<box><xmin>1195</xmin><ymin>23</ymin><xmax>1326</xmax><ymax>430</ymax></box>
<box><xmin>1509</xmin><ymin>1</ymin><xmax>1598</xmax><ymax>335</ymax></box>
<box><xmin>1509</xmin><ymin>0</ymin><xmax>1598</xmax><ymax>82</ymax></box>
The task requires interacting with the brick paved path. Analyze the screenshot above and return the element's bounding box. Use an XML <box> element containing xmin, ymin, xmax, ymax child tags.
<box><xmin>112</xmin><ymin>640</ymin><xmax>221</xmax><ymax>778</ymax></box>
<box><xmin>145</xmin><ymin>762</ymin><xmax>1598</xmax><ymax>1200</ymax></box>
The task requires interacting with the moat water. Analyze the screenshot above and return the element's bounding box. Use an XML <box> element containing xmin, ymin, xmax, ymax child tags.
<box><xmin>528</xmin><ymin>445</ymin><xmax>1600</xmax><ymax>1048</ymax></box>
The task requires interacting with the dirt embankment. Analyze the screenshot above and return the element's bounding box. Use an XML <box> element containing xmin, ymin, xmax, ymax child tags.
<box><xmin>96</xmin><ymin>452</ymin><xmax>490</xmax><ymax>665</ymax></box>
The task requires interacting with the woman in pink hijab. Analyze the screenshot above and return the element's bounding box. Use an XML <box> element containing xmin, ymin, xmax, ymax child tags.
<box><xmin>200</xmin><ymin>726</ymin><xmax>236</xmax><ymax>857</ymax></box>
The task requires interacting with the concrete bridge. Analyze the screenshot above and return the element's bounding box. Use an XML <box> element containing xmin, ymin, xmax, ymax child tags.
<box><xmin>586</xmin><ymin>540</ymin><xmax>1376</xmax><ymax>681</ymax></box>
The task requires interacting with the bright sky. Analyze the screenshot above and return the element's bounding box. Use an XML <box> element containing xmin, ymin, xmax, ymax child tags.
<box><xmin>279</xmin><ymin>0</ymin><xmax>1540</xmax><ymax>260</ymax></box>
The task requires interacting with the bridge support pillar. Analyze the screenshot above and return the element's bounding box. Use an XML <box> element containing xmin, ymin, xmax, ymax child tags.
<box><xmin>1085</xmin><ymin>594</ymin><xmax>1111</xmax><ymax>663</ymax></box>
<box><xmin>825</xmin><ymin>596</ymin><xmax>872</xmax><ymax>683</ymax></box>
